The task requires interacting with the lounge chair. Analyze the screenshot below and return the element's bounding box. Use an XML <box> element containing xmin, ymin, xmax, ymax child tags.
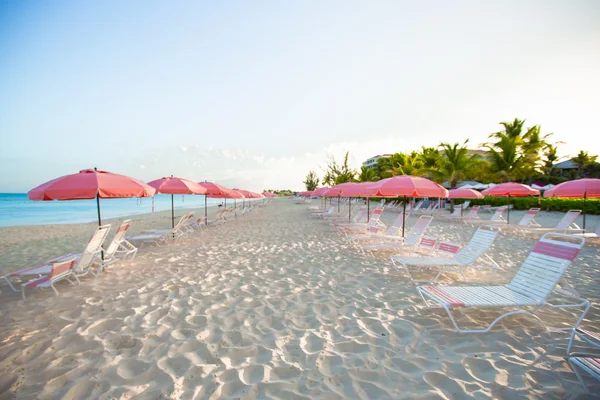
<box><xmin>480</xmin><ymin>205</ymin><xmax>493</xmax><ymax>213</ymax></box>
<box><xmin>516</xmin><ymin>210</ymin><xmax>583</xmax><ymax>234</ymax></box>
<box><xmin>103</xmin><ymin>220</ymin><xmax>138</xmax><ymax>265</ymax></box>
<box><xmin>335</xmin><ymin>207</ymin><xmax>385</xmax><ymax>233</ymax></box>
<box><xmin>575</xmin><ymin>224</ymin><xmax>600</xmax><ymax>240</ymax></box>
<box><xmin>436</xmin><ymin>205</ymin><xmax>462</xmax><ymax>219</ymax></box>
<box><xmin>345</xmin><ymin>212</ymin><xmax>408</xmax><ymax>242</ymax></box>
<box><xmin>567</xmin><ymin>327</ymin><xmax>600</xmax><ymax>394</ymax></box>
<box><xmin>311</xmin><ymin>206</ymin><xmax>335</xmax><ymax>218</ymax></box>
<box><xmin>499</xmin><ymin>208</ymin><xmax>541</xmax><ymax>230</ymax></box>
<box><xmin>127</xmin><ymin>213</ymin><xmax>195</xmax><ymax>246</ymax></box>
<box><xmin>465</xmin><ymin>207</ymin><xmax>507</xmax><ymax>225</ymax></box>
<box><xmin>4</xmin><ymin>224</ymin><xmax>112</xmax><ymax>291</ymax></box>
<box><xmin>390</xmin><ymin>225</ymin><xmax>500</xmax><ymax>283</ymax></box>
<box><xmin>417</xmin><ymin>233</ymin><xmax>589</xmax><ymax>333</ymax></box>
<box><xmin>21</xmin><ymin>257</ymin><xmax>78</xmax><ymax>300</ymax></box>
<box><xmin>360</xmin><ymin>215</ymin><xmax>434</xmax><ymax>255</ymax></box>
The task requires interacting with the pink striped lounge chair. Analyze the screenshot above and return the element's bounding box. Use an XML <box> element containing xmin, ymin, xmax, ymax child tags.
<box><xmin>417</xmin><ymin>233</ymin><xmax>590</xmax><ymax>333</ymax></box>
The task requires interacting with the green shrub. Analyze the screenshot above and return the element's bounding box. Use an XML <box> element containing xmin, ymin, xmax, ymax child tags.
<box><xmin>453</xmin><ymin>196</ymin><xmax>600</xmax><ymax>214</ymax></box>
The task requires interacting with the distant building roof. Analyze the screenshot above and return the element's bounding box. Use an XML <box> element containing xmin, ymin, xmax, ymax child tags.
<box><xmin>553</xmin><ymin>159</ymin><xmax>577</xmax><ymax>169</ymax></box>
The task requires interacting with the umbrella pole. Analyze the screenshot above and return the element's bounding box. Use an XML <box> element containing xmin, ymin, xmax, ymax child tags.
<box><xmin>367</xmin><ymin>198</ymin><xmax>370</xmax><ymax>223</ymax></box>
<box><xmin>402</xmin><ymin>196</ymin><xmax>407</xmax><ymax>237</ymax></box>
<box><xmin>507</xmin><ymin>194</ymin><xmax>510</xmax><ymax>224</ymax></box>
<box><xmin>171</xmin><ymin>194</ymin><xmax>175</xmax><ymax>228</ymax></box>
<box><xmin>96</xmin><ymin>193</ymin><xmax>104</xmax><ymax>261</ymax></box>
<box><xmin>583</xmin><ymin>191</ymin><xmax>587</xmax><ymax>230</ymax></box>
<box><xmin>205</xmin><ymin>195</ymin><xmax>208</xmax><ymax>225</ymax></box>
<box><xmin>234</xmin><ymin>199</ymin><xmax>237</xmax><ymax>217</ymax></box>
<box><xmin>348</xmin><ymin>197</ymin><xmax>351</xmax><ymax>222</ymax></box>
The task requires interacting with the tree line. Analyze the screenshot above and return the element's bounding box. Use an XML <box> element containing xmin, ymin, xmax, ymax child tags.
<box><xmin>303</xmin><ymin>118</ymin><xmax>599</xmax><ymax>191</ymax></box>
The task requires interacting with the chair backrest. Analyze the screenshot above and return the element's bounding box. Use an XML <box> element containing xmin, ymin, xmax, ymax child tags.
<box><xmin>417</xmin><ymin>236</ymin><xmax>437</xmax><ymax>254</ymax></box>
<box><xmin>50</xmin><ymin>257</ymin><xmax>77</xmax><ymax>279</ymax></box>
<box><xmin>465</xmin><ymin>206</ymin><xmax>480</xmax><ymax>218</ymax></box>
<box><xmin>453</xmin><ymin>225</ymin><xmax>500</xmax><ymax>265</ymax></box>
<box><xmin>351</xmin><ymin>207</ymin><xmax>366</xmax><ymax>223</ymax></box>
<box><xmin>437</xmin><ymin>241</ymin><xmax>461</xmax><ymax>257</ymax></box>
<box><xmin>404</xmin><ymin>215</ymin><xmax>433</xmax><ymax>246</ymax></box>
<box><xmin>595</xmin><ymin>224</ymin><xmax>600</xmax><ymax>235</ymax></box>
<box><xmin>75</xmin><ymin>224</ymin><xmax>111</xmax><ymax>272</ymax></box>
<box><xmin>105</xmin><ymin>220</ymin><xmax>132</xmax><ymax>256</ymax></box>
<box><xmin>518</xmin><ymin>208</ymin><xmax>540</xmax><ymax>227</ymax></box>
<box><xmin>449</xmin><ymin>206</ymin><xmax>462</xmax><ymax>217</ymax></box>
<box><xmin>326</xmin><ymin>206</ymin><xmax>336</xmax><ymax>215</ymax></box>
<box><xmin>490</xmin><ymin>207</ymin><xmax>506</xmax><ymax>221</ymax></box>
<box><xmin>555</xmin><ymin>210</ymin><xmax>582</xmax><ymax>230</ymax></box>
<box><xmin>385</xmin><ymin>212</ymin><xmax>406</xmax><ymax>236</ymax></box>
<box><xmin>413</xmin><ymin>200</ymin><xmax>424</xmax><ymax>211</ymax></box>
<box><xmin>368</xmin><ymin>226</ymin><xmax>380</xmax><ymax>234</ymax></box>
<box><xmin>463</xmin><ymin>200</ymin><xmax>471</xmax><ymax>209</ymax></box>
<box><xmin>508</xmin><ymin>233</ymin><xmax>585</xmax><ymax>302</ymax></box>
<box><xmin>367</xmin><ymin>207</ymin><xmax>384</xmax><ymax>225</ymax></box>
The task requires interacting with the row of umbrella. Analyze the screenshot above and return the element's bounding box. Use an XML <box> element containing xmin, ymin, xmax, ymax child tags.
<box><xmin>301</xmin><ymin>177</ymin><xmax>600</xmax><ymax>230</ymax></box>
<box><xmin>28</xmin><ymin>168</ymin><xmax>275</xmax><ymax>228</ymax></box>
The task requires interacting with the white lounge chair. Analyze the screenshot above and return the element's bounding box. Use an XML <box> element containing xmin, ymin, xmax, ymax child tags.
<box><xmin>575</xmin><ymin>224</ymin><xmax>600</xmax><ymax>240</ymax></box>
<box><xmin>436</xmin><ymin>205</ymin><xmax>462</xmax><ymax>219</ymax></box>
<box><xmin>335</xmin><ymin>207</ymin><xmax>385</xmax><ymax>233</ymax></box>
<box><xmin>346</xmin><ymin>212</ymin><xmax>407</xmax><ymax>242</ymax></box>
<box><xmin>567</xmin><ymin>327</ymin><xmax>600</xmax><ymax>394</ymax></box>
<box><xmin>103</xmin><ymin>220</ymin><xmax>138</xmax><ymax>265</ymax></box>
<box><xmin>417</xmin><ymin>233</ymin><xmax>589</xmax><ymax>333</ymax></box>
<box><xmin>465</xmin><ymin>207</ymin><xmax>507</xmax><ymax>225</ymax></box>
<box><xmin>21</xmin><ymin>257</ymin><xmax>79</xmax><ymax>300</ymax></box>
<box><xmin>517</xmin><ymin>210</ymin><xmax>583</xmax><ymax>234</ymax></box>
<box><xmin>390</xmin><ymin>225</ymin><xmax>500</xmax><ymax>283</ymax></box>
<box><xmin>127</xmin><ymin>213</ymin><xmax>195</xmax><ymax>246</ymax></box>
<box><xmin>360</xmin><ymin>215</ymin><xmax>434</xmax><ymax>255</ymax></box>
<box><xmin>311</xmin><ymin>206</ymin><xmax>335</xmax><ymax>218</ymax></box>
<box><xmin>4</xmin><ymin>224</ymin><xmax>112</xmax><ymax>291</ymax></box>
<box><xmin>500</xmin><ymin>208</ymin><xmax>541</xmax><ymax>230</ymax></box>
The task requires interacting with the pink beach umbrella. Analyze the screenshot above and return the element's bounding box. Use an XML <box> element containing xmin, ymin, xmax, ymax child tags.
<box><xmin>543</xmin><ymin>178</ymin><xmax>600</xmax><ymax>229</ymax></box>
<box><xmin>28</xmin><ymin>168</ymin><xmax>156</xmax><ymax>226</ymax></box>
<box><xmin>363</xmin><ymin>176</ymin><xmax>449</xmax><ymax>236</ymax></box>
<box><xmin>148</xmin><ymin>176</ymin><xmax>207</xmax><ymax>228</ymax></box>
<box><xmin>448</xmin><ymin>188</ymin><xmax>484</xmax><ymax>199</ymax></box>
<box><xmin>481</xmin><ymin>182</ymin><xmax>540</xmax><ymax>224</ymax></box>
<box><xmin>313</xmin><ymin>187</ymin><xmax>330</xmax><ymax>196</ymax></box>
<box><xmin>198</xmin><ymin>181</ymin><xmax>235</xmax><ymax>224</ymax></box>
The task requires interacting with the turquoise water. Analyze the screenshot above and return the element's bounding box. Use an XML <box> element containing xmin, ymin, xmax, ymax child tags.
<box><xmin>0</xmin><ymin>193</ymin><xmax>250</xmax><ymax>227</ymax></box>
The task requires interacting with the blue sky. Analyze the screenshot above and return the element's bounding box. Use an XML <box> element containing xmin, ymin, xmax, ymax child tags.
<box><xmin>1</xmin><ymin>0</ymin><xmax>599</xmax><ymax>192</ymax></box>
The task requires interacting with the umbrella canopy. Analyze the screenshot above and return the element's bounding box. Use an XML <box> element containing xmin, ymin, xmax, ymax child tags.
<box><xmin>198</xmin><ymin>181</ymin><xmax>233</xmax><ymax>197</ymax></box>
<box><xmin>448</xmin><ymin>188</ymin><xmax>484</xmax><ymax>199</ymax></box>
<box><xmin>28</xmin><ymin>168</ymin><xmax>156</xmax><ymax>201</ymax></box>
<box><xmin>543</xmin><ymin>178</ymin><xmax>600</xmax><ymax>198</ymax></box>
<box><xmin>215</xmin><ymin>190</ymin><xmax>245</xmax><ymax>199</ymax></box>
<box><xmin>362</xmin><ymin>176</ymin><xmax>449</xmax><ymax>198</ymax></box>
<box><xmin>148</xmin><ymin>176</ymin><xmax>207</xmax><ymax>228</ymax></box>
<box><xmin>148</xmin><ymin>177</ymin><xmax>207</xmax><ymax>195</ymax></box>
<box><xmin>327</xmin><ymin>182</ymin><xmax>361</xmax><ymax>197</ymax></box>
<box><xmin>543</xmin><ymin>178</ymin><xmax>600</xmax><ymax>230</ymax></box>
<box><xmin>28</xmin><ymin>168</ymin><xmax>156</xmax><ymax>226</ymax></box>
<box><xmin>480</xmin><ymin>182</ymin><xmax>539</xmax><ymax>224</ymax></box>
<box><xmin>313</xmin><ymin>187</ymin><xmax>330</xmax><ymax>196</ymax></box>
<box><xmin>481</xmin><ymin>182</ymin><xmax>540</xmax><ymax>197</ymax></box>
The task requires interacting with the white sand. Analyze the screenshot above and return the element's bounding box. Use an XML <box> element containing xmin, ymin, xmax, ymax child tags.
<box><xmin>0</xmin><ymin>199</ymin><xmax>598</xmax><ymax>399</ymax></box>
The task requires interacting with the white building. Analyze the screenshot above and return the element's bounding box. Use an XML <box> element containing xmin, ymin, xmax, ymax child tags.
<box><xmin>362</xmin><ymin>154</ymin><xmax>393</xmax><ymax>169</ymax></box>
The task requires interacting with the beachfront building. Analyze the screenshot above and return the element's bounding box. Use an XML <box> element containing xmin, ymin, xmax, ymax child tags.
<box><xmin>362</xmin><ymin>154</ymin><xmax>393</xmax><ymax>169</ymax></box>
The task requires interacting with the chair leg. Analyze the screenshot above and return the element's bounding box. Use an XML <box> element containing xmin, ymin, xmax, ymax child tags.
<box><xmin>568</xmin><ymin>358</ymin><xmax>593</xmax><ymax>394</ymax></box>
<box><xmin>4</xmin><ymin>276</ymin><xmax>18</xmax><ymax>292</ymax></box>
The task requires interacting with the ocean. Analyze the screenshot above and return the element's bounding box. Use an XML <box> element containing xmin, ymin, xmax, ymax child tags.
<box><xmin>0</xmin><ymin>193</ymin><xmax>249</xmax><ymax>227</ymax></box>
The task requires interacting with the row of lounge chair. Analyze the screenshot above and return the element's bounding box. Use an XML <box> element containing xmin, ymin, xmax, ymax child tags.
<box><xmin>3</xmin><ymin>202</ymin><xmax>266</xmax><ymax>300</ymax></box>
<box><xmin>307</xmin><ymin>203</ymin><xmax>598</xmax><ymax>392</ymax></box>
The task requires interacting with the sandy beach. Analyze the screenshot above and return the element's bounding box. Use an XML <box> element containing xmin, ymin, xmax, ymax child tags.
<box><xmin>0</xmin><ymin>199</ymin><xmax>599</xmax><ymax>399</ymax></box>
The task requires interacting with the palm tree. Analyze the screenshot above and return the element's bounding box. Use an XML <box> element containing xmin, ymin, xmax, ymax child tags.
<box><xmin>379</xmin><ymin>152</ymin><xmax>425</xmax><ymax>178</ymax></box>
<box><xmin>358</xmin><ymin>166</ymin><xmax>377</xmax><ymax>182</ymax></box>
<box><xmin>573</xmin><ymin>150</ymin><xmax>598</xmax><ymax>177</ymax></box>
<box><xmin>426</xmin><ymin>141</ymin><xmax>473</xmax><ymax>189</ymax></box>
<box><xmin>484</xmin><ymin>118</ymin><xmax>551</xmax><ymax>182</ymax></box>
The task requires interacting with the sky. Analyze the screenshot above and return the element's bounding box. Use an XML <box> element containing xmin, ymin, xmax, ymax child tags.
<box><xmin>1</xmin><ymin>0</ymin><xmax>599</xmax><ymax>193</ymax></box>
